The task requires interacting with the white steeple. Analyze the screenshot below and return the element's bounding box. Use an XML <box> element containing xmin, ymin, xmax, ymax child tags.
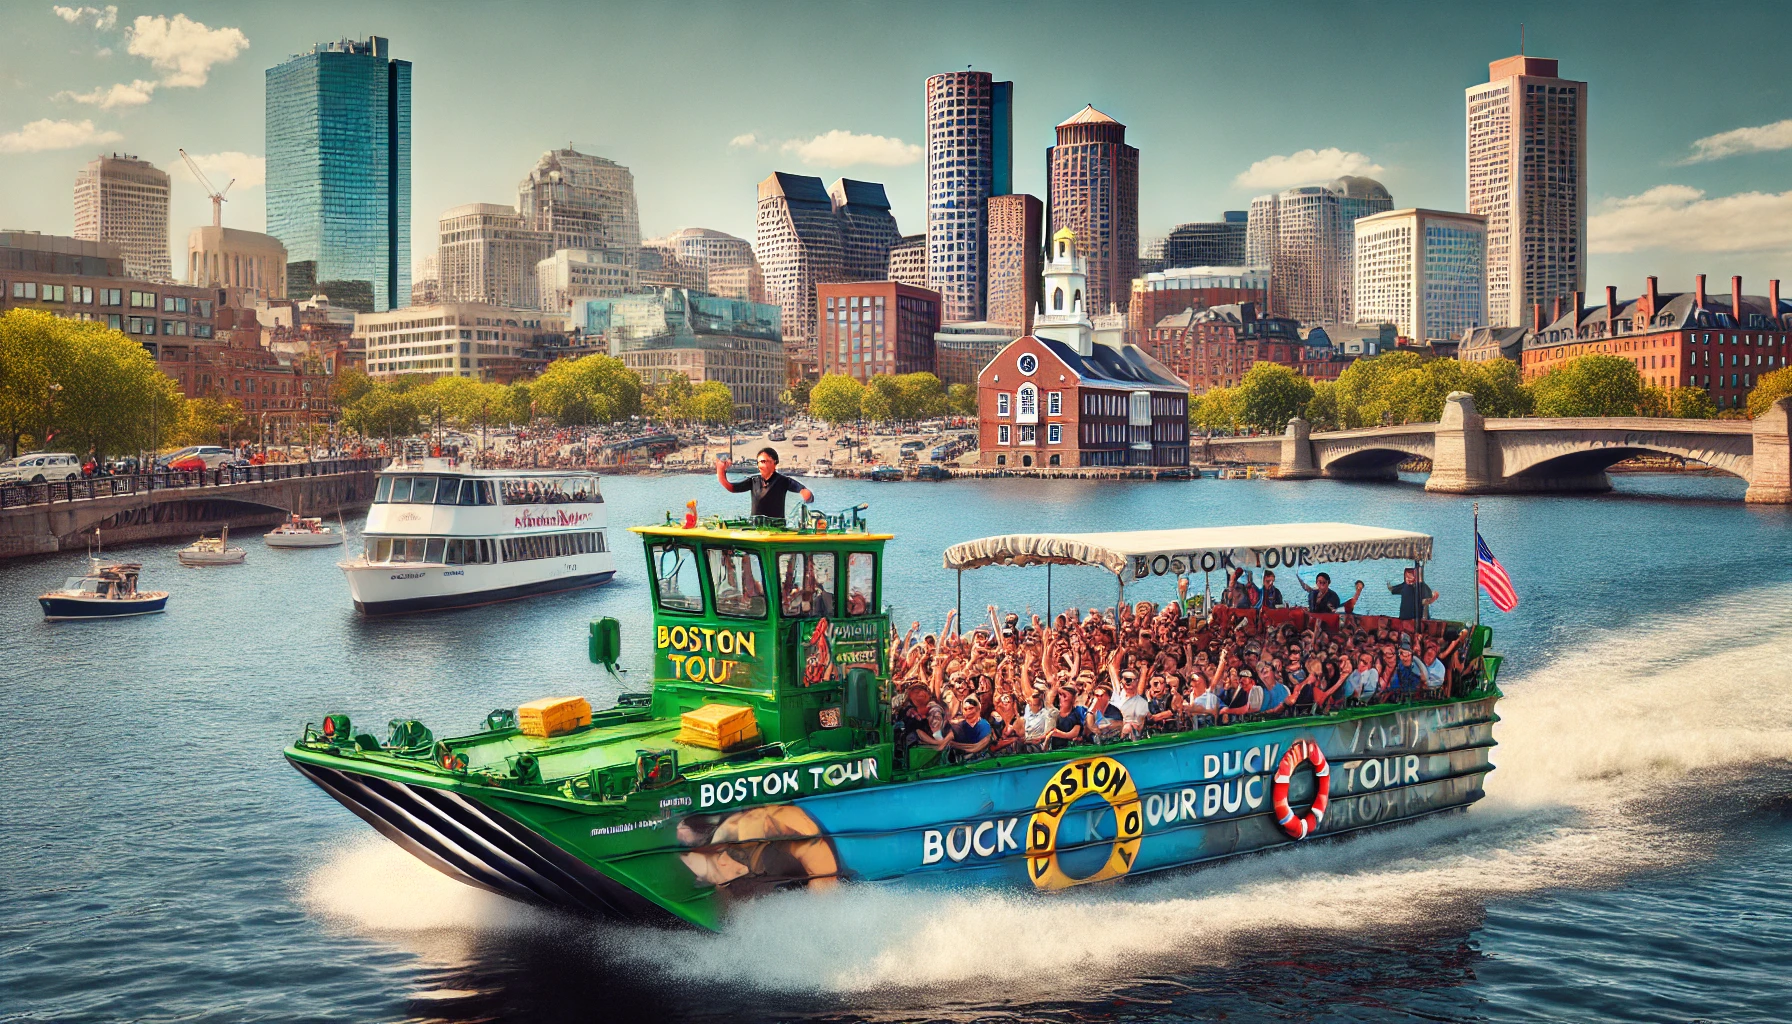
<box><xmin>1034</xmin><ymin>226</ymin><xmax>1093</xmax><ymax>355</ymax></box>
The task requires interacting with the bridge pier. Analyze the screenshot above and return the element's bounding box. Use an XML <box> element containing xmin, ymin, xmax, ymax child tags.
<box><xmin>1746</xmin><ymin>397</ymin><xmax>1791</xmax><ymax>504</ymax></box>
<box><xmin>1424</xmin><ymin>392</ymin><xmax>1494</xmax><ymax>494</ymax></box>
<box><xmin>1276</xmin><ymin>417</ymin><xmax>1318</xmax><ymax>479</ymax></box>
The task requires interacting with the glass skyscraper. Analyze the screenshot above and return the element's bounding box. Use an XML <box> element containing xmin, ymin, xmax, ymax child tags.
<box><xmin>266</xmin><ymin>36</ymin><xmax>411</xmax><ymax>312</ymax></box>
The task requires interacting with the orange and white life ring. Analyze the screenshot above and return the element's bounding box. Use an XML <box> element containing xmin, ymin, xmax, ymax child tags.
<box><xmin>1271</xmin><ymin>739</ymin><xmax>1330</xmax><ymax>840</ymax></box>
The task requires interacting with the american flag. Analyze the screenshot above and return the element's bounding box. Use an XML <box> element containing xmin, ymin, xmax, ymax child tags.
<box><xmin>1477</xmin><ymin>532</ymin><xmax>1518</xmax><ymax>613</ymax></box>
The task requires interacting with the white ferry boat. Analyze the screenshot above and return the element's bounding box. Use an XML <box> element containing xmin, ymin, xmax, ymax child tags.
<box><xmin>340</xmin><ymin>457</ymin><xmax>615</xmax><ymax>615</ymax></box>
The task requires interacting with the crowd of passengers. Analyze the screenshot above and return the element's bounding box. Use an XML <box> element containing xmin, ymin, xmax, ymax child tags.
<box><xmin>891</xmin><ymin>567</ymin><xmax>1474</xmax><ymax>766</ymax></box>
<box><xmin>497</xmin><ymin>478</ymin><xmax>595</xmax><ymax>504</ymax></box>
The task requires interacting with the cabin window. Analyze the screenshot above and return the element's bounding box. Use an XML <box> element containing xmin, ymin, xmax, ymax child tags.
<box><xmin>651</xmin><ymin>543</ymin><xmax>705</xmax><ymax>613</ymax></box>
<box><xmin>425</xmin><ymin>538</ymin><xmax>446</xmax><ymax>563</ymax></box>
<box><xmin>388</xmin><ymin>477</ymin><xmax>412</xmax><ymax>503</ymax></box>
<box><xmin>845</xmin><ymin>552</ymin><xmax>876</xmax><ymax>616</ymax></box>
<box><xmin>365</xmin><ymin>538</ymin><xmax>391</xmax><ymax>562</ymax></box>
<box><xmin>707</xmin><ymin>547</ymin><xmax>768</xmax><ymax>619</ymax></box>
<box><xmin>410</xmin><ymin>477</ymin><xmax>438</xmax><ymax>504</ymax></box>
<box><xmin>458</xmin><ymin>479</ymin><xmax>478</xmax><ymax>505</ymax></box>
<box><xmin>375</xmin><ymin>476</ymin><xmax>392</xmax><ymax>502</ymax></box>
<box><xmin>446</xmin><ymin>539</ymin><xmax>464</xmax><ymax>564</ymax></box>
<box><xmin>478</xmin><ymin>480</ymin><xmax>495</xmax><ymax>504</ymax></box>
<box><xmin>436</xmin><ymin>478</ymin><xmax>462</xmax><ymax>504</ymax></box>
<box><xmin>777</xmin><ymin>552</ymin><xmax>837</xmax><ymax>618</ymax></box>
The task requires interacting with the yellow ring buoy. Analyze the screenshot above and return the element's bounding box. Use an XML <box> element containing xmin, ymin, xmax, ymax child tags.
<box><xmin>1025</xmin><ymin>756</ymin><xmax>1143</xmax><ymax>890</ymax></box>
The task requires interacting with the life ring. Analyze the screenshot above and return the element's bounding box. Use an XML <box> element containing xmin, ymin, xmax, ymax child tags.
<box><xmin>1026</xmin><ymin>756</ymin><xmax>1143</xmax><ymax>890</ymax></box>
<box><xmin>1271</xmin><ymin>739</ymin><xmax>1330</xmax><ymax>840</ymax></box>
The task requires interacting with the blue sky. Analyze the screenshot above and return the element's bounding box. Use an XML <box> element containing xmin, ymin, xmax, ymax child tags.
<box><xmin>3</xmin><ymin>0</ymin><xmax>1790</xmax><ymax>296</ymax></box>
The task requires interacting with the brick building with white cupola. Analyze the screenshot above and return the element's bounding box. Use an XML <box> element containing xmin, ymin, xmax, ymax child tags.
<box><xmin>977</xmin><ymin>229</ymin><xmax>1190</xmax><ymax>469</ymax></box>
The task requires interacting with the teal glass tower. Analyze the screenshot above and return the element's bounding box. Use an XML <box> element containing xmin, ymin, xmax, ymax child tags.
<box><xmin>266</xmin><ymin>36</ymin><xmax>411</xmax><ymax>312</ymax></box>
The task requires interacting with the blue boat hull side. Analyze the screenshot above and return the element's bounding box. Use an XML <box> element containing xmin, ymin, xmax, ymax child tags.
<box><xmin>39</xmin><ymin>596</ymin><xmax>168</xmax><ymax>619</ymax></box>
<box><xmin>352</xmin><ymin>570</ymin><xmax>615</xmax><ymax>616</ymax></box>
<box><xmin>768</xmin><ymin>697</ymin><xmax>1498</xmax><ymax>888</ymax></box>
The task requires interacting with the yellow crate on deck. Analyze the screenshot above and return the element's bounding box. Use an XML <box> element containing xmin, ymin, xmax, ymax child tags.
<box><xmin>678</xmin><ymin>703</ymin><xmax>760</xmax><ymax>751</ymax></box>
<box><xmin>517</xmin><ymin>696</ymin><xmax>592</xmax><ymax>738</ymax></box>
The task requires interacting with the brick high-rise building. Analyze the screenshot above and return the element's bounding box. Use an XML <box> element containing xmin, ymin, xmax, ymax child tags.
<box><xmin>1126</xmin><ymin>266</ymin><xmax>1269</xmax><ymax>343</ymax></box>
<box><xmin>818</xmin><ymin>281</ymin><xmax>941</xmax><ymax>381</ymax></box>
<box><xmin>985</xmin><ymin>193</ymin><xmax>1042</xmax><ymax>333</ymax></box>
<box><xmin>756</xmin><ymin>171</ymin><xmax>900</xmax><ymax>381</ymax></box>
<box><xmin>73</xmin><ymin>154</ymin><xmax>171</xmax><ymax>283</ymax></box>
<box><xmin>1468</xmin><ymin>55</ymin><xmax>1587</xmax><ymax>328</ymax></box>
<box><xmin>1046</xmin><ymin>105</ymin><xmax>1138</xmax><ymax>317</ymax></box>
<box><xmin>925</xmin><ymin>70</ymin><xmax>1013</xmax><ymax>323</ymax></box>
<box><xmin>1246</xmin><ymin>177</ymin><xmax>1392</xmax><ymax>324</ymax></box>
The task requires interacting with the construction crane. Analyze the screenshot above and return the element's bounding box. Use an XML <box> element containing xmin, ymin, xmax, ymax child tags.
<box><xmin>178</xmin><ymin>148</ymin><xmax>234</xmax><ymax>228</ymax></box>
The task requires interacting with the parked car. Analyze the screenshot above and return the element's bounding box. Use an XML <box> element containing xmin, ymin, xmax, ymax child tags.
<box><xmin>158</xmin><ymin>445</ymin><xmax>236</xmax><ymax>470</ymax></box>
<box><xmin>768</xmin><ymin>428</ymin><xmax>787</xmax><ymax>442</ymax></box>
<box><xmin>930</xmin><ymin>446</ymin><xmax>951</xmax><ymax>462</ymax></box>
<box><xmin>0</xmin><ymin>452</ymin><xmax>81</xmax><ymax>484</ymax></box>
<box><xmin>899</xmin><ymin>440</ymin><xmax>925</xmax><ymax>451</ymax></box>
<box><xmin>835</xmin><ymin>436</ymin><xmax>857</xmax><ymax>448</ymax></box>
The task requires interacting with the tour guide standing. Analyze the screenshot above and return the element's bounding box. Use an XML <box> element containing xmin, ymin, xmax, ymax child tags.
<box><xmin>716</xmin><ymin>447</ymin><xmax>814</xmax><ymax>522</ymax></box>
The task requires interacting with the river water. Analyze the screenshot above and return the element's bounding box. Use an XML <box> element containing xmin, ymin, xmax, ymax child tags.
<box><xmin>3</xmin><ymin>472</ymin><xmax>1791</xmax><ymax>1023</ymax></box>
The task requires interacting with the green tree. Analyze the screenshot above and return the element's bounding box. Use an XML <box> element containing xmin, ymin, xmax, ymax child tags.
<box><xmin>0</xmin><ymin>308</ymin><xmax>185</xmax><ymax>459</ymax></box>
<box><xmin>1747</xmin><ymin>366</ymin><xmax>1792</xmax><ymax>418</ymax></box>
<box><xmin>1666</xmin><ymin>385</ymin><xmax>1716</xmax><ymax>419</ymax></box>
<box><xmin>1304</xmin><ymin>380</ymin><xmax>1341</xmax><ymax>431</ymax></box>
<box><xmin>686</xmin><ymin>381</ymin><xmax>736</xmax><ymax>424</ymax></box>
<box><xmin>1189</xmin><ymin>386</ymin><xmax>1241</xmax><ymax>434</ymax></box>
<box><xmin>1530</xmin><ymin>355</ymin><xmax>1648</xmax><ymax>417</ymax></box>
<box><xmin>894</xmin><ymin>372</ymin><xmax>947</xmax><ymax>421</ymax></box>
<box><xmin>341</xmin><ymin>385</ymin><xmax>422</xmax><ymax>439</ymax></box>
<box><xmin>176</xmin><ymin>394</ymin><xmax>247</xmax><ymax>446</ymax></box>
<box><xmin>780</xmin><ymin>377</ymin><xmax>814</xmax><ymax>412</ymax></box>
<box><xmin>329</xmin><ymin>367</ymin><xmax>375</xmax><ymax>409</ymax></box>
<box><xmin>947</xmin><ymin>382</ymin><xmax>977</xmax><ymax>417</ymax></box>
<box><xmin>1333</xmin><ymin>351</ymin><xmax>1426</xmax><ymax>427</ymax></box>
<box><xmin>860</xmin><ymin>374</ymin><xmax>898</xmax><ymax>423</ymax></box>
<box><xmin>808</xmin><ymin>373</ymin><xmax>865</xmax><ymax>425</ymax></box>
<box><xmin>1468</xmin><ymin>357</ymin><xmax>1533</xmax><ymax>418</ymax></box>
<box><xmin>530</xmin><ymin>354</ymin><xmax>642</xmax><ymax>425</ymax></box>
<box><xmin>645</xmin><ymin>372</ymin><xmax>695</xmax><ymax>424</ymax></box>
<box><xmin>1237</xmin><ymin>362</ymin><xmax>1315</xmax><ymax>432</ymax></box>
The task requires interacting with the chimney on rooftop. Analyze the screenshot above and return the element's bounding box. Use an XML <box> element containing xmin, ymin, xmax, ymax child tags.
<box><xmin>1733</xmin><ymin>275</ymin><xmax>1744</xmax><ymax>323</ymax></box>
<box><xmin>1533</xmin><ymin>303</ymin><xmax>1544</xmax><ymax>330</ymax></box>
<box><xmin>1572</xmin><ymin>290</ymin><xmax>1585</xmax><ymax>321</ymax></box>
<box><xmin>1553</xmin><ymin>296</ymin><xmax>1563</xmax><ymax>323</ymax></box>
<box><xmin>1772</xmin><ymin>279</ymin><xmax>1782</xmax><ymax>316</ymax></box>
<box><xmin>1605</xmin><ymin>286</ymin><xmax>1618</xmax><ymax>331</ymax></box>
<box><xmin>1646</xmin><ymin>276</ymin><xmax>1659</xmax><ymax>314</ymax></box>
<box><xmin>1695</xmin><ymin>274</ymin><xmax>1707</xmax><ymax>308</ymax></box>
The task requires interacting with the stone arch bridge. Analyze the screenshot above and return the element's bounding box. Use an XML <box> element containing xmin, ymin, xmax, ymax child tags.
<box><xmin>0</xmin><ymin>460</ymin><xmax>383</xmax><ymax>557</ymax></box>
<box><xmin>1204</xmin><ymin>394</ymin><xmax>1791</xmax><ymax>503</ymax></box>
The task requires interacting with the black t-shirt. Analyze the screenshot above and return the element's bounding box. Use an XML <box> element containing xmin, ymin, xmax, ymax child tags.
<box><xmin>1308</xmin><ymin>588</ymin><xmax>1343</xmax><ymax>613</ymax></box>
<box><xmin>726</xmin><ymin>470</ymin><xmax>805</xmax><ymax>520</ymax></box>
<box><xmin>1390</xmin><ymin>582</ymin><xmax>1433</xmax><ymax>621</ymax></box>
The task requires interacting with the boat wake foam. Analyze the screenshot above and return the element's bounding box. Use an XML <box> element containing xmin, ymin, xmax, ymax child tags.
<box><xmin>301</xmin><ymin>584</ymin><xmax>1792</xmax><ymax>996</ymax></box>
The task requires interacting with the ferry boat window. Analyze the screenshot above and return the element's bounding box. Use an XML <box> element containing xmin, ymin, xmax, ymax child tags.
<box><xmin>435</xmin><ymin>478</ymin><xmax>463</xmax><ymax>504</ymax></box>
<box><xmin>388</xmin><ymin>477</ymin><xmax>413</xmax><ymax>503</ymax></box>
<box><xmin>365</xmin><ymin>538</ymin><xmax>391</xmax><ymax>562</ymax></box>
<box><xmin>425</xmin><ymin>538</ymin><xmax>446</xmax><ymax>563</ymax></box>
<box><xmin>845</xmin><ymin>552</ymin><xmax>876</xmax><ymax>616</ymax></box>
<box><xmin>446</xmin><ymin>539</ymin><xmax>464</xmax><ymax>564</ymax></box>
<box><xmin>778</xmin><ymin>552</ymin><xmax>836</xmax><ymax>618</ymax></box>
<box><xmin>707</xmin><ymin>547</ymin><xmax>768</xmax><ymax>619</ymax></box>
<box><xmin>375</xmin><ymin>476</ymin><xmax>392</xmax><ymax>502</ymax></box>
<box><xmin>456</xmin><ymin>480</ymin><xmax>478</xmax><ymax>505</ymax></box>
<box><xmin>651</xmin><ymin>543</ymin><xmax>705</xmax><ymax>613</ymax></box>
<box><xmin>411</xmin><ymin>477</ymin><xmax>438</xmax><ymax>504</ymax></box>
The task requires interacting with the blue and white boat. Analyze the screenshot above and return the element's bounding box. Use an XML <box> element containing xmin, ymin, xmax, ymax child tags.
<box><xmin>39</xmin><ymin>560</ymin><xmax>169</xmax><ymax>620</ymax></box>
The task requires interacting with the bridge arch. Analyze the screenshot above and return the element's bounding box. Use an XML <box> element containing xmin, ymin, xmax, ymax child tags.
<box><xmin>1497</xmin><ymin>434</ymin><xmax>1753</xmax><ymax>485</ymax></box>
<box><xmin>1316</xmin><ymin>437</ymin><xmax>1436</xmax><ymax>479</ymax></box>
<box><xmin>58</xmin><ymin>495</ymin><xmax>296</xmax><ymax>547</ymax></box>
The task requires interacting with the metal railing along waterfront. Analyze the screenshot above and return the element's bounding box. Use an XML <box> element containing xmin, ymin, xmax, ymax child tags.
<box><xmin>0</xmin><ymin>458</ymin><xmax>386</xmax><ymax>510</ymax></box>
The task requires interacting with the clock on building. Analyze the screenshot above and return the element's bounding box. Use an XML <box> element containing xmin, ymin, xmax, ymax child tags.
<box><xmin>1017</xmin><ymin>353</ymin><xmax>1037</xmax><ymax>375</ymax></box>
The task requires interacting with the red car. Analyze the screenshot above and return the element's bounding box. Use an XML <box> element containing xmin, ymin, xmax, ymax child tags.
<box><xmin>167</xmin><ymin>455</ymin><xmax>209</xmax><ymax>471</ymax></box>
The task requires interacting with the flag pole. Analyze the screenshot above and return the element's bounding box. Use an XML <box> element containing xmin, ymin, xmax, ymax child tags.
<box><xmin>1472</xmin><ymin>501</ymin><xmax>1482</xmax><ymax>634</ymax></box>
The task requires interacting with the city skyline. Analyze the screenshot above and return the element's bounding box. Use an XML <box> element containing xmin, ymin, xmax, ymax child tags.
<box><xmin>1</xmin><ymin>1</ymin><xmax>1789</xmax><ymax>298</ymax></box>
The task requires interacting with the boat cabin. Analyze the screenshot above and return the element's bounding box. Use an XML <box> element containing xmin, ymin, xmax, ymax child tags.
<box><xmin>629</xmin><ymin>505</ymin><xmax>891</xmax><ymax>752</ymax></box>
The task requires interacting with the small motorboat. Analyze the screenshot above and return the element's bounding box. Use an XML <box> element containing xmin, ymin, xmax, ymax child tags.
<box><xmin>178</xmin><ymin>525</ymin><xmax>247</xmax><ymax>566</ymax></box>
<box><xmin>265</xmin><ymin>514</ymin><xmax>341</xmax><ymax>548</ymax></box>
<box><xmin>40</xmin><ymin>560</ymin><xmax>169</xmax><ymax>620</ymax></box>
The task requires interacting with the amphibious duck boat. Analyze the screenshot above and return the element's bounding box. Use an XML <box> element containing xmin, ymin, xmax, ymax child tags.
<box><xmin>287</xmin><ymin>513</ymin><xmax>1503</xmax><ymax>930</ymax></box>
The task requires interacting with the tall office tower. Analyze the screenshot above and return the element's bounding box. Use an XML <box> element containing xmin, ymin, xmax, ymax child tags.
<box><xmin>437</xmin><ymin>203</ymin><xmax>553</xmax><ymax>309</ymax></box>
<box><xmin>985</xmin><ymin>193</ymin><xmax>1042</xmax><ymax>333</ymax></box>
<box><xmin>517</xmin><ymin>148</ymin><xmax>642</xmax><ymax>257</ymax></box>
<box><xmin>1353</xmin><ymin>208</ymin><xmax>1488</xmax><ymax>343</ymax></box>
<box><xmin>662</xmin><ymin>227</ymin><xmax>754</xmax><ymax>271</ymax></box>
<box><xmin>888</xmin><ymin>234</ymin><xmax>927</xmax><ymax>287</ymax></box>
<box><xmin>267</xmin><ymin>36</ymin><xmax>411</xmax><ymax>312</ymax></box>
<box><xmin>73</xmin><ymin>154</ymin><xmax>171</xmax><ymax>282</ymax></box>
<box><xmin>1248</xmin><ymin>177</ymin><xmax>1392</xmax><ymax>323</ymax></box>
<box><xmin>756</xmin><ymin>172</ymin><xmax>900</xmax><ymax>379</ymax></box>
<box><xmin>1161</xmin><ymin>212</ymin><xmax>1248</xmax><ymax>268</ymax></box>
<box><xmin>1468</xmin><ymin>55</ymin><xmax>1586</xmax><ymax>328</ymax></box>
<box><xmin>1046</xmin><ymin>105</ymin><xmax>1138</xmax><ymax>316</ymax></box>
<box><xmin>924</xmin><ymin>70</ymin><xmax>1013</xmax><ymax>323</ymax></box>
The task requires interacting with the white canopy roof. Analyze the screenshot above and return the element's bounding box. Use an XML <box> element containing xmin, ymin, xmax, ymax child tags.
<box><xmin>943</xmin><ymin>522</ymin><xmax>1433</xmax><ymax>580</ymax></box>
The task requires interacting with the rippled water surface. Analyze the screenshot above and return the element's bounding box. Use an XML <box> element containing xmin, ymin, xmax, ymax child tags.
<box><xmin>3</xmin><ymin>472</ymin><xmax>1791</xmax><ymax>1023</ymax></box>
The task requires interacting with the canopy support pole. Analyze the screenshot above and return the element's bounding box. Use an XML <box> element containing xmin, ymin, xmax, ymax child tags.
<box><xmin>1116</xmin><ymin>573</ymin><xmax>1124</xmax><ymax>621</ymax></box>
<box><xmin>1473</xmin><ymin>502</ymin><xmax>1482</xmax><ymax>634</ymax></box>
<box><xmin>1046</xmin><ymin>564</ymin><xmax>1052</xmax><ymax>624</ymax></box>
<box><xmin>956</xmin><ymin>569</ymin><xmax>962</xmax><ymax>625</ymax></box>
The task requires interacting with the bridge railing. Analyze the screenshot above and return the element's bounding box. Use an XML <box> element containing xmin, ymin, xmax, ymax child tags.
<box><xmin>0</xmin><ymin>457</ymin><xmax>386</xmax><ymax>510</ymax></box>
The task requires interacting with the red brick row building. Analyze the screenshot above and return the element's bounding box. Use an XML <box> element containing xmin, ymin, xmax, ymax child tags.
<box><xmin>1144</xmin><ymin>302</ymin><xmax>1351</xmax><ymax>391</ymax></box>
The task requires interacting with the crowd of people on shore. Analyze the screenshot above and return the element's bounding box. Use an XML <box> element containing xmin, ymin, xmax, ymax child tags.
<box><xmin>889</xmin><ymin>569</ymin><xmax>1474</xmax><ymax>766</ymax></box>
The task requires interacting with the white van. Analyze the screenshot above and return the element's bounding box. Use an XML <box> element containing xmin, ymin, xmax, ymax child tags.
<box><xmin>0</xmin><ymin>453</ymin><xmax>81</xmax><ymax>484</ymax></box>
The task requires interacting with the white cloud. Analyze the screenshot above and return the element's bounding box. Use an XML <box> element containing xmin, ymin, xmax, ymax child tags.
<box><xmin>126</xmin><ymin>13</ymin><xmax>248</xmax><ymax>89</ymax></box>
<box><xmin>781</xmin><ymin>129</ymin><xmax>922</xmax><ymax>167</ymax></box>
<box><xmin>52</xmin><ymin>5</ymin><xmax>117</xmax><ymax>29</ymax></box>
<box><xmin>178</xmin><ymin>150</ymin><xmax>265</xmax><ymax>189</ymax></box>
<box><xmin>55</xmin><ymin>78</ymin><xmax>156</xmax><ymax>109</ymax></box>
<box><xmin>0</xmin><ymin>117</ymin><xmax>121</xmax><ymax>153</ymax></box>
<box><xmin>1684</xmin><ymin>119</ymin><xmax>1792</xmax><ymax>163</ymax></box>
<box><xmin>1589</xmin><ymin>185</ymin><xmax>1792</xmax><ymax>254</ymax></box>
<box><xmin>1233</xmin><ymin>148</ymin><xmax>1385</xmax><ymax>190</ymax></box>
<box><xmin>728</xmin><ymin>133</ymin><xmax>758</xmax><ymax>149</ymax></box>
